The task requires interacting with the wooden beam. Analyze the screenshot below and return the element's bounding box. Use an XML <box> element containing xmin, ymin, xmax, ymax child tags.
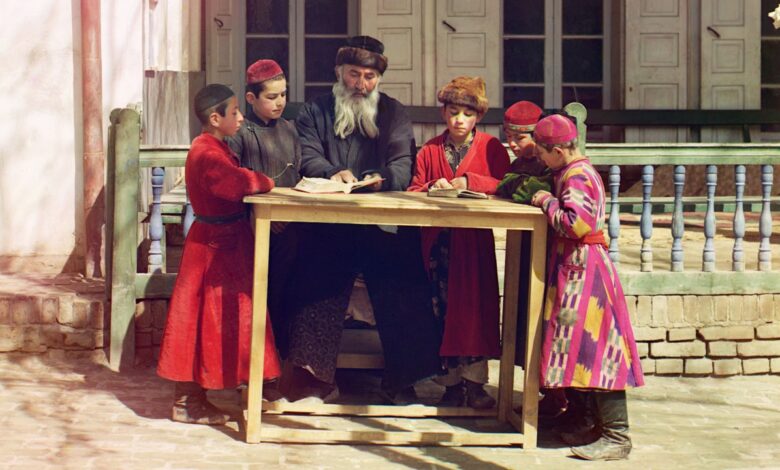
<box><xmin>619</xmin><ymin>271</ymin><xmax>780</xmax><ymax>296</ymax></box>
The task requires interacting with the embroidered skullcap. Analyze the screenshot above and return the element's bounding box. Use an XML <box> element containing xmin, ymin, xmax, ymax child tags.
<box><xmin>533</xmin><ymin>114</ymin><xmax>578</xmax><ymax>145</ymax></box>
<box><xmin>504</xmin><ymin>101</ymin><xmax>543</xmax><ymax>133</ymax></box>
<box><xmin>335</xmin><ymin>35</ymin><xmax>388</xmax><ymax>74</ymax></box>
<box><xmin>437</xmin><ymin>76</ymin><xmax>489</xmax><ymax>115</ymax></box>
<box><xmin>246</xmin><ymin>59</ymin><xmax>284</xmax><ymax>84</ymax></box>
<box><xmin>194</xmin><ymin>84</ymin><xmax>235</xmax><ymax>115</ymax></box>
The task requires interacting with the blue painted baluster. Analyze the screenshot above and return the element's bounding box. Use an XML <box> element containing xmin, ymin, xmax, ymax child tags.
<box><xmin>608</xmin><ymin>165</ymin><xmax>621</xmax><ymax>265</ymax></box>
<box><xmin>640</xmin><ymin>165</ymin><xmax>654</xmax><ymax>272</ymax></box>
<box><xmin>183</xmin><ymin>191</ymin><xmax>194</xmax><ymax>239</ymax></box>
<box><xmin>758</xmin><ymin>164</ymin><xmax>774</xmax><ymax>271</ymax></box>
<box><xmin>702</xmin><ymin>165</ymin><xmax>717</xmax><ymax>272</ymax></box>
<box><xmin>148</xmin><ymin>167</ymin><xmax>164</xmax><ymax>273</ymax></box>
<box><xmin>732</xmin><ymin>165</ymin><xmax>746</xmax><ymax>272</ymax></box>
<box><xmin>671</xmin><ymin>165</ymin><xmax>685</xmax><ymax>272</ymax></box>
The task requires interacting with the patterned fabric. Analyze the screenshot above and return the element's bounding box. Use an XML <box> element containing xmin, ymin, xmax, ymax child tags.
<box><xmin>537</xmin><ymin>158</ymin><xmax>645</xmax><ymax>390</ymax></box>
<box><xmin>443</xmin><ymin>131</ymin><xmax>474</xmax><ymax>173</ymax></box>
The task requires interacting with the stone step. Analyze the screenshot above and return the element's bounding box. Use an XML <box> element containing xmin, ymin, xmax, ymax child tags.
<box><xmin>0</xmin><ymin>274</ymin><xmax>106</xmax><ymax>357</ymax></box>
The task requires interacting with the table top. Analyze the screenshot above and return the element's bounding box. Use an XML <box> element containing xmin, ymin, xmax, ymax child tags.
<box><xmin>244</xmin><ymin>188</ymin><xmax>545</xmax><ymax>230</ymax></box>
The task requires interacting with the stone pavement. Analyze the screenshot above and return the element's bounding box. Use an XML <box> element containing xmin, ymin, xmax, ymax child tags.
<box><xmin>1</xmin><ymin>354</ymin><xmax>780</xmax><ymax>469</ymax></box>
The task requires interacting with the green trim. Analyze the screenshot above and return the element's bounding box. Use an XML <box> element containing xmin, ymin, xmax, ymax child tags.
<box><xmin>618</xmin><ymin>271</ymin><xmax>780</xmax><ymax>295</ymax></box>
<box><xmin>588</xmin><ymin>144</ymin><xmax>780</xmax><ymax>165</ymax></box>
<box><xmin>139</xmin><ymin>145</ymin><xmax>188</xmax><ymax>168</ymax></box>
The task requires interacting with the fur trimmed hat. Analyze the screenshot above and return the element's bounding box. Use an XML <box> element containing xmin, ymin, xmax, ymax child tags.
<box><xmin>504</xmin><ymin>100</ymin><xmax>543</xmax><ymax>133</ymax></box>
<box><xmin>533</xmin><ymin>114</ymin><xmax>578</xmax><ymax>145</ymax></box>
<box><xmin>437</xmin><ymin>76</ymin><xmax>489</xmax><ymax>115</ymax></box>
<box><xmin>335</xmin><ymin>35</ymin><xmax>388</xmax><ymax>74</ymax></box>
<box><xmin>246</xmin><ymin>59</ymin><xmax>284</xmax><ymax>84</ymax></box>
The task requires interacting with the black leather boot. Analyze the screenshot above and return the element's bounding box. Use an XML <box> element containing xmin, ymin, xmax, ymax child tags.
<box><xmin>437</xmin><ymin>381</ymin><xmax>466</xmax><ymax>407</ymax></box>
<box><xmin>464</xmin><ymin>379</ymin><xmax>496</xmax><ymax>410</ymax></box>
<box><xmin>571</xmin><ymin>390</ymin><xmax>632</xmax><ymax>460</ymax></box>
<box><xmin>557</xmin><ymin>390</ymin><xmax>600</xmax><ymax>446</ymax></box>
<box><xmin>171</xmin><ymin>382</ymin><xmax>230</xmax><ymax>425</ymax></box>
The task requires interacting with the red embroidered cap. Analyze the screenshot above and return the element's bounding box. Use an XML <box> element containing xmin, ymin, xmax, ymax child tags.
<box><xmin>533</xmin><ymin>114</ymin><xmax>578</xmax><ymax>145</ymax></box>
<box><xmin>504</xmin><ymin>101</ymin><xmax>543</xmax><ymax>133</ymax></box>
<box><xmin>246</xmin><ymin>59</ymin><xmax>284</xmax><ymax>84</ymax></box>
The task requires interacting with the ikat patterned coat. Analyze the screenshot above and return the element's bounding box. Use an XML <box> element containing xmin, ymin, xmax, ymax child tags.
<box><xmin>534</xmin><ymin>158</ymin><xmax>644</xmax><ymax>390</ymax></box>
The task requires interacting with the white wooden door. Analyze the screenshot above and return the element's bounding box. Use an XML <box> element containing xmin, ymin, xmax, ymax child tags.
<box><xmin>625</xmin><ymin>0</ymin><xmax>689</xmax><ymax>142</ymax></box>
<box><xmin>360</xmin><ymin>0</ymin><xmax>424</xmax><ymax>107</ymax></box>
<box><xmin>205</xmin><ymin>0</ymin><xmax>245</xmax><ymax>105</ymax></box>
<box><xmin>435</xmin><ymin>0</ymin><xmax>502</xmax><ymax>136</ymax></box>
<box><xmin>700</xmin><ymin>0</ymin><xmax>761</xmax><ymax>142</ymax></box>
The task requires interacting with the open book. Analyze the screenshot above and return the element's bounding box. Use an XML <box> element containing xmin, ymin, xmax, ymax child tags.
<box><xmin>427</xmin><ymin>187</ymin><xmax>488</xmax><ymax>199</ymax></box>
<box><xmin>293</xmin><ymin>175</ymin><xmax>384</xmax><ymax>194</ymax></box>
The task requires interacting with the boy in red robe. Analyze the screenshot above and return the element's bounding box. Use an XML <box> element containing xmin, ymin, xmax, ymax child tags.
<box><xmin>408</xmin><ymin>76</ymin><xmax>510</xmax><ymax>408</ymax></box>
<box><xmin>157</xmin><ymin>84</ymin><xmax>281</xmax><ymax>425</ymax></box>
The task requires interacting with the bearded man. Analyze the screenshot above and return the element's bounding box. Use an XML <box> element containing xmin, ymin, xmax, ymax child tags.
<box><xmin>281</xmin><ymin>36</ymin><xmax>442</xmax><ymax>404</ymax></box>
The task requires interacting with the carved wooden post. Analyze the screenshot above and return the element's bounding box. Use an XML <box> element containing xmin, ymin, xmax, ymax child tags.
<box><xmin>732</xmin><ymin>165</ymin><xmax>746</xmax><ymax>272</ymax></box>
<box><xmin>702</xmin><ymin>165</ymin><xmax>717</xmax><ymax>272</ymax></box>
<box><xmin>640</xmin><ymin>165</ymin><xmax>654</xmax><ymax>272</ymax></box>
<box><xmin>758</xmin><ymin>164</ymin><xmax>774</xmax><ymax>271</ymax></box>
<box><xmin>671</xmin><ymin>165</ymin><xmax>685</xmax><ymax>272</ymax></box>
<box><xmin>109</xmin><ymin>108</ymin><xmax>140</xmax><ymax>371</ymax></box>
<box><xmin>608</xmin><ymin>165</ymin><xmax>621</xmax><ymax>265</ymax></box>
<box><xmin>148</xmin><ymin>167</ymin><xmax>165</xmax><ymax>273</ymax></box>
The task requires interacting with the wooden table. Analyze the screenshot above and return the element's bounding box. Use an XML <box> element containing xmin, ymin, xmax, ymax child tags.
<box><xmin>243</xmin><ymin>188</ymin><xmax>547</xmax><ymax>447</ymax></box>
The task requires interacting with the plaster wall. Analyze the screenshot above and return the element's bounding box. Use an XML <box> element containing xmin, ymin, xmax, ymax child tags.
<box><xmin>0</xmin><ymin>1</ymin><xmax>142</xmax><ymax>273</ymax></box>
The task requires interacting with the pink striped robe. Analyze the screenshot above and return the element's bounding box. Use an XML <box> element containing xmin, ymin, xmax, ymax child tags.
<box><xmin>534</xmin><ymin>158</ymin><xmax>644</xmax><ymax>390</ymax></box>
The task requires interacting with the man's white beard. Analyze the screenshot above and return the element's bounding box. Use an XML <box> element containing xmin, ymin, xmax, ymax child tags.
<box><xmin>332</xmin><ymin>77</ymin><xmax>380</xmax><ymax>139</ymax></box>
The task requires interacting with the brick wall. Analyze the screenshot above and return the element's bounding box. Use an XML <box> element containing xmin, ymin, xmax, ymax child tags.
<box><xmin>0</xmin><ymin>294</ymin><xmax>106</xmax><ymax>360</ymax></box>
<box><xmin>134</xmin><ymin>300</ymin><xmax>168</xmax><ymax>366</ymax></box>
<box><xmin>628</xmin><ymin>294</ymin><xmax>780</xmax><ymax>376</ymax></box>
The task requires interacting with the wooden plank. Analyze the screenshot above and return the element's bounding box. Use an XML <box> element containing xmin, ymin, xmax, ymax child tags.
<box><xmin>109</xmin><ymin>108</ymin><xmax>141</xmax><ymax>372</ymax></box>
<box><xmin>498</xmin><ymin>230</ymin><xmax>522</xmax><ymax>423</ymax></box>
<box><xmin>335</xmin><ymin>353</ymin><xmax>384</xmax><ymax>369</ymax></box>
<box><xmin>246</xmin><ymin>207</ymin><xmax>272</xmax><ymax>444</ymax></box>
<box><xmin>261</xmin><ymin>403</ymin><xmax>496</xmax><ymax>418</ymax></box>
<box><xmin>588</xmin><ymin>144</ymin><xmax>780</xmax><ymax>165</ymax></box>
<box><xmin>619</xmin><ymin>272</ymin><xmax>780</xmax><ymax>296</ymax></box>
<box><xmin>521</xmin><ymin>217</ymin><xmax>548</xmax><ymax>449</ymax></box>
<box><xmin>256</xmin><ymin>428</ymin><xmax>524</xmax><ymax>447</ymax></box>
<box><xmin>139</xmin><ymin>145</ymin><xmax>188</xmax><ymax>168</ymax></box>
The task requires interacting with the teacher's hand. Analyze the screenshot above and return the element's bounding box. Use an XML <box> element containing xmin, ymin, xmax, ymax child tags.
<box><xmin>331</xmin><ymin>169</ymin><xmax>357</xmax><ymax>183</ymax></box>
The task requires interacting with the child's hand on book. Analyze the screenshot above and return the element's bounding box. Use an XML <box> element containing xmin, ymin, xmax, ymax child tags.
<box><xmin>432</xmin><ymin>178</ymin><xmax>454</xmax><ymax>189</ymax></box>
<box><xmin>449</xmin><ymin>176</ymin><xmax>467</xmax><ymax>190</ymax></box>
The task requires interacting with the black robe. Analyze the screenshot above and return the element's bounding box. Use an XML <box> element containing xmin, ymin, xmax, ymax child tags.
<box><xmin>287</xmin><ymin>92</ymin><xmax>443</xmax><ymax>394</ymax></box>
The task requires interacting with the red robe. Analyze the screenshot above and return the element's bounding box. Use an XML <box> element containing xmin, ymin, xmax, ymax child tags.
<box><xmin>157</xmin><ymin>132</ymin><xmax>281</xmax><ymax>389</ymax></box>
<box><xmin>408</xmin><ymin>131</ymin><xmax>510</xmax><ymax>357</ymax></box>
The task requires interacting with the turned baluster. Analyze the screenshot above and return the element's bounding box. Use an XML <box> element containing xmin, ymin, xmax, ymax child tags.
<box><xmin>608</xmin><ymin>165</ymin><xmax>621</xmax><ymax>265</ymax></box>
<box><xmin>702</xmin><ymin>165</ymin><xmax>717</xmax><ymax>272</ymax></box>
<box><xmin>640</xmin><ymin>165</ymin><xmax>654</xmax><ymax>272</ymax></box>
<box><xmin>758</xmin><ymin>164</ymin><xmax>774</xmax><ymax>271</ymax></box>
<box><xmin>732</xmin><ymin>165</ymin><xmax>746</xmax><ymax>272</ymax></box>
<box><xmin>671</xmin><ymin>165</ymin><xmax>685</xmax><ymax>272</ymax></box>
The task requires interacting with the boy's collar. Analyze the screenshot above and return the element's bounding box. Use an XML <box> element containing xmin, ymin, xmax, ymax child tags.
<box><xmin>247</xmin><ymin>109</ymin><xmax>277</xmax><ymax>127</ymax></box>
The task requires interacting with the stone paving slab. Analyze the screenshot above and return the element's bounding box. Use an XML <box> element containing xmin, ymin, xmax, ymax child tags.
<box><xmin>1</xmin><ymin>354</ymin><xmax>780</xmax><ymax>469</ymax></box>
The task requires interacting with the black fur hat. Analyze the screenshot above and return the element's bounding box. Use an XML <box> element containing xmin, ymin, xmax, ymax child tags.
<box><xmin>335</xmin><ymin>35</ymin><xmax>388</xmax><ymax>74</ymax></box>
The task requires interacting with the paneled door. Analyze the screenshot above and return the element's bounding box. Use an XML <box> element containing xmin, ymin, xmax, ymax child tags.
<box><xmin>625</xmin><ymin>0</ymin><xmax>689</xmax><ymax>142</ymax></box>
<box><xmin>435</xmin><ymin>0</ymin><xmax>502</xmax><ymax>108</ymax></box>
<box><xmin>700</xmin><ymin>0</ymin><xmax>761</xmax><ymax>142</ymax></box>
<box><xmin>205</xmin><ymin>0</ymin><xmax>245</xmax><ymax>98</ymax></box>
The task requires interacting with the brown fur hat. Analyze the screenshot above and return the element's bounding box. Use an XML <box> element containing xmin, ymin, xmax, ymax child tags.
<box><xmin>335</xmin><ymin>35</ymin><xmax>388</xmax><ymax>75</ymax></box>
<box><xmin>437</xmin><ymin>76</ymin><xmax>488</xmax><ymax>115</ymax></box>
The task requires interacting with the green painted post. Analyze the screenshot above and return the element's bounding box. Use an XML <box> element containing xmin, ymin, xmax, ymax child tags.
<box><xmin>563</xmin><ymin>102</ymin><xmax>588</xmax><ymax>153</ymax></box>
<box><xmin>109</xmin><ymin>108</ymin><xmax>140</xmax><ymax>371</ymax></box>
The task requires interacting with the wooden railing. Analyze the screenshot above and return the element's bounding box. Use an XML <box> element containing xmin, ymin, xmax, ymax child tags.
<box><xmin>106</xmin><ymin>105</ymin><xmax>780</xmax><ymax>369</ymax></box>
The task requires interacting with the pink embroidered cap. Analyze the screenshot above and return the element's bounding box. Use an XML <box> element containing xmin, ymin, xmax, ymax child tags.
<box><xmin>533</xmin><ymin>114</ymin><xmax>578</xmax><ymax>145</ymax></box>
<box><xmin>246</xmin><ymin>59</ymin><xmax>284</xmax><ymax>84</ymax></box>
<box><xmin>504</xmin><ymin>101</ymin><xmax>543</xmax><ymax>133</ymax></box>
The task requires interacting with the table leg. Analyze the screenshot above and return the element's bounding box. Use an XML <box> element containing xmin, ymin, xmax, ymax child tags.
<box><xmin>246</xmin><ymin>207</ymin><xmax>272</xmax><ymax>443</ymax></box>
<box><xmin>498</xmin><ymin>229</ymin><xmax>522</xmax><ymax>423</ymax></box>
<box><xmin>521</xmin><ymin>218</ymin><xmax>547</xmax><ymax>449</ymax></box>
